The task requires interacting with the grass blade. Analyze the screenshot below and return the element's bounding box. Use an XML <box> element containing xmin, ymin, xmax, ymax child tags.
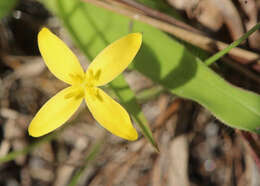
<box><xmin>205</xmin><ymin>22</ymin><xmax>260</xmax><ymax>66</ymax></box>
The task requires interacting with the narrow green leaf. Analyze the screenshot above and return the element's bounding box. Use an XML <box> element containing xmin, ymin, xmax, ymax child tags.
<box><xmin>0</xmin><ymin>0</ymin><xmax>17</xmax><ymax>20</ymax></box>
<box><xmin>205</xmin><ymin>22</ymin><xmax>260</xmax><ymax>66</ymax></box>
<box><xmin>131</xmin><ymin>22</ymin><xmax>260</xmax><ymax>133</ymax></box>
<box><xmin>40</xmin><ymin>0</ymin><xmax>158</xmax><ymax>150</ymax></box>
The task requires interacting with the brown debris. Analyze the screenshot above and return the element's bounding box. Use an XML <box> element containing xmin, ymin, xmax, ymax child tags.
<box><xmin>239</xmin><ymin>0</ymin><xmax>260</xmax><ymax>50</ymax></box>
<box><xmin>167</xmin><ymin>0</ymin><xmax>245</xmax><ymax>41</ymax></box>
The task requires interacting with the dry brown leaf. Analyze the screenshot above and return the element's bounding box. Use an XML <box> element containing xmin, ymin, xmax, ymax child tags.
<box><xmin>210</xmin><ymin>0</ymin><xmax>244</xmax><ymax>41</ymax></box>
<box><xmin>239</xmin><ymin>0</ymin><xmax>260</xmax><ymax>50</ymax></box>
<box><xmin>167</xmin><ymin>0</ymin><xmax>224</xmax><ymax>31</ymax></box>
<box><xmin>168</xmin><ymin>0</ymin><xmax>244</xmax><ymax>40</ymax></box>
<box><xmin>14</xmin><ymin>58</ymin><xmax>45</xmax><ymax>78</ymax></box>
<box><xmin>194</xmin><ymin>0</ymin><xmax>223</xmax><ymax>31</ymax></box>
<box><xmin>166</xmin><ymin>0</ymin><xmax>196</xmax><ymax>10</ymax></box>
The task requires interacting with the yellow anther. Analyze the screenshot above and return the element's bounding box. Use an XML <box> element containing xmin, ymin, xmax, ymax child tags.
<box><xmin>94</xmin><ymin>69</ymin><xmax>101</xmax><ymax>81</ymax></box>
<box><xmin>64</xmin><ymin>86</ymin><xmax>84</xmax><ymax>100</ymax></box>
<box><xmin>88</xmin><ymin>69</ymin><xmax>94</xmax><ymax>79</ymax></box>
<box><xmin>64</xmin><ymin>91</ymin><xmax>75</xmax><ymax>99</ymax></box>
<box><xmin>69</xmin><ymin>73</ymin><xmax>84</xmax><ymax>84</ymax></box>
<box><xmin>74</xmin><ymin>90</ymin><xmax>84</xmax><ymax>100</ymax></box>
<box><xmin>96</xmin><ymin>89</ymin><xmax>103</xmax><ymax>102</ymax></box>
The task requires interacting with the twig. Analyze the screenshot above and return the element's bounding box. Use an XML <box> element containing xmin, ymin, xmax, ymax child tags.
<box><xmin>113</xmin><ymin>0</ymin><xmax>203</xmax><ymax>34</ymax></box>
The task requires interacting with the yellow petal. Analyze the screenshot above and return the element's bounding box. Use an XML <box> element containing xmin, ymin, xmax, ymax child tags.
<box><xmin>85</xmin><ymin>88</ymin><xmax>138</xmax><ymax>141</ymax></box>
<box><xmin>38</xmin><ymin>27</ymin><xmax>84</xmax><ymax>84</ymax></box>
<box><xmin>28</xmin><ymin>86</ymin><xmax>83</xmax><ymax>137</ymax></box>
<box><xmin>86</xmin><ymin>33</ymin><xmax>142</xmax><ymax>86</ymax></box>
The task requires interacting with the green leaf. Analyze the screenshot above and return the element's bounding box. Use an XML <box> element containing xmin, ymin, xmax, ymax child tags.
<box><xmin>0</xmin><ymin>0</ymin><xmax>17</xmax><ymax>20</ymax></box>
<box><xmin>40</xmin><ymin>0</ymin><xmax>158</xmax><ymax>150</ymax></box>
<box><xmin>131</xmin><ymin>22</ymin><xmax>260</xmax><ymax>133</ymax></box>
<box><xmin>41</xmin><ymin>0</ymin><xmax>260</xmax><ymax>134</ymax></box>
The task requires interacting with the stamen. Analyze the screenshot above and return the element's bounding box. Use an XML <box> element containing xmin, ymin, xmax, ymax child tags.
<box><xmin>64</xmin><ymin>87</ymin><xmax>84</xmax><ymax>100</ymax></box>
<box><xmin>85</xmin><ymin>87</ymin><xmax>99</xmax><ymax>100</ymax></box>
<box><xmin>94</xmin><ymin>69</ymin><xmax>101</xmax><ymax>80</ymax></box>
<box><xmin>74</xmin><ymin>91</ymin><xmax>84</xmax><ymax>100</ymax></box>
<box><xmin>69</xmin><ymin>73</ymin><xmax>83</xmax><ymax>83</ymax></box>
<box><xmin>88</xmin><ymin>69</ymin><xmax>94</xmax><ymax>79</ymax></box>
<box><xmin>64</xmin><ymin>91</ymin><xmax>76</xmax><ymax>99</ymax></box>
<box><xmin>96</xmin><ymin>89</ymin><xmax>103</xmax><ymax>102</ymax></box>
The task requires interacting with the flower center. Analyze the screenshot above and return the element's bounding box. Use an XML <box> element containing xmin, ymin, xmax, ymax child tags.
<box><xmin>65</xmin><ymin>69</ymin><xmax>101</xmax><ymax>100</ymax></box>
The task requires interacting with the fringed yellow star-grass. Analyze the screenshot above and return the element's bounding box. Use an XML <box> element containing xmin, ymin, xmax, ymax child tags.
<box><xmin>28</xmin><ymin>27</ymin><xmax>142</xmax><ymax>141</ymax></box>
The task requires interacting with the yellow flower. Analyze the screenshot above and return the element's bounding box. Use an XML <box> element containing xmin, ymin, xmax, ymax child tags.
<box><xmin>28</xmin><ymin>27</ymin><xmax>142</xmax><ymax>141</ymax></box>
